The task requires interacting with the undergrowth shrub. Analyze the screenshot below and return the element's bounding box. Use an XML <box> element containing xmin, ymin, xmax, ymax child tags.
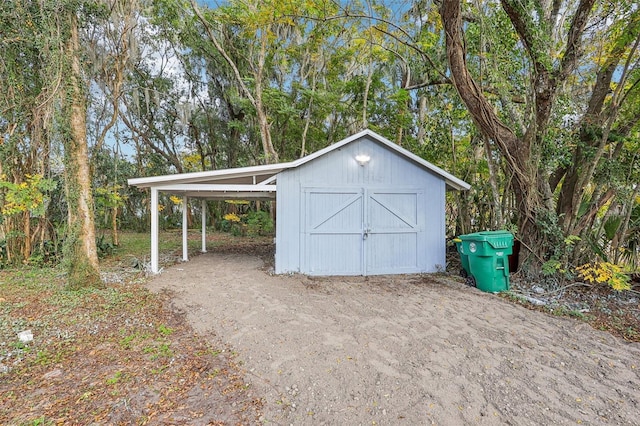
<box><xmin>246</xmin><ymin>210</ymin><xmax>273</xmax><ymax>236</ymax></box>
<box><xmin>29</xmin><ymin>239</ymin><xmax>63</xmax><ymax>267</ymax></box>
<box><xmin>0</xmin><ymin>239</ymin><xmax>6</xmax><ymax>268</ymax></box>
<box><xmin>576</xmin><ymin>262</ymin><xmax>631</xmax><ymax>291</ymax></box>
<box><xmin>96</xmin><ymin>235</ymin><xmax>115</xmax><ymax>258</ymax></box>
<box><xmin>220</xmin><ymin>211</ymin><xmax>273</xmax><ymax>237</ymax></box>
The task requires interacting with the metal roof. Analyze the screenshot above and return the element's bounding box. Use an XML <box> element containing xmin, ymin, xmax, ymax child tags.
<box><xmin>127</xmin><ymin>129</ymin><xmax>471</xmax><ymax>197</ymax></box>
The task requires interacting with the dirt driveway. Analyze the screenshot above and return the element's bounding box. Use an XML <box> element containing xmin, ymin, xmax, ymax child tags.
<box><xmin>147</xmin><ymin>251</ymin><xmax>640</xmax><ymax>425</ymax></box>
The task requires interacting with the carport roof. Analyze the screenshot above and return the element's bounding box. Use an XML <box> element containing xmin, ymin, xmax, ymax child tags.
<box><xmin>127</xmin><ymin>129</ymin><xmax>471</xmax><ymax>198</ymax></box>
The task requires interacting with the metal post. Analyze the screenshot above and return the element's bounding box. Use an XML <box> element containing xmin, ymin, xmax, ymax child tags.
<box><xmin>182</xmin><ymin>195</ymin><xmax>188</xmax><ymax>262</ymax></box>
<box><xmin>201</xmin><ymin>199</ymin><xmax>207</xmax><ymax>253</ymax></box>
<box><xmin>150</xmin><ymin>187</ymin><xmax>159</xmax><ymax>274</ymax></box>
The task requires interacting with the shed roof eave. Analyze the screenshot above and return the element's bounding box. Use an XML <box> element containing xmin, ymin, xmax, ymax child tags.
<box><xmin>136</xmin><ymin>183</ymin><xmax>277</xmax><ymax>201</ymax></box>
<box><xmin>153</xmin><ymin>183</ymin><xmax>276</xmax><ymax>192</ymax></box>
<box><xmin>443</xmin><ymin>174</ymin><xmax>471</xmax><ymax>191</ymax></box>
<box><xmin>127</xmin><ymin>162</ymin><xmax>294</xmax><ymax>188</ymax></box>
<box><xmin>445</xmin><ymin>180</ymin><xmax>471</xmax><ymax>191</ymax></box>
<box><xmin>184</xmin><ymin>192</ymin><xmax>275</xmax><ymax>200</ymax></box>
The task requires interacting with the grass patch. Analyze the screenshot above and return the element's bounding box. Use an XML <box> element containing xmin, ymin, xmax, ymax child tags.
<box><xmin>0</xmin><ymin>231</ymin><xmax>263</xmax><ymax>424</ymax></box>
<box><xmin>22</xmin><ymin>416</ymin><xmax>54</xmax><ymax>426</ymax></box>
<box><xmin>547</xmin><ymin>305</ymin><xmax>592</xmax><ymax>320</ymax></box>
<box><xmin>157</xmin><ymin>324</ymin><xmax>174</xmax><ymax>336</ymax></box>
<box><xmin>99</xmin><ymin>230</ymin><xmax>205</xmax><ymax>270</ymax></box>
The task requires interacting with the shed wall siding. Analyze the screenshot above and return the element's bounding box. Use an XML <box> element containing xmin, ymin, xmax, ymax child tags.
<box><xmin>275</xmin><ymin>136</ymin><xmax>447</xmax><ymax>275</ymax></box>
<box><xmin>275</xmin><ymin>166</ymin><xmax>301</xmax><ymax>272</ymax></box>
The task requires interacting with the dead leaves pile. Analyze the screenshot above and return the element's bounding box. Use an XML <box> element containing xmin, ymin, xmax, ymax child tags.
<box><xmin>0</xmin><ymin>275</ymin><xmax>263</xmax><ymax>425</ymax></box>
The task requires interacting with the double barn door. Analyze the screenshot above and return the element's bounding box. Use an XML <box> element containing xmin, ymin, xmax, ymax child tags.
<box><xmin>303</xmin><ymin>187</ymin><xmax>424</xmax><ymax>275</ymax></box>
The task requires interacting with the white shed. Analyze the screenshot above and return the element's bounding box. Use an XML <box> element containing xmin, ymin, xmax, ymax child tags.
<box><xmin>128</xmin><ymin>129</ymin><xmax>470</xmax><ymax>275</ymax></box>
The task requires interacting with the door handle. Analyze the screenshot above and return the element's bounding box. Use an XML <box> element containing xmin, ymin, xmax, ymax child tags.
<box><xmin>363</xmin><ymin>228</ymin><xmax>371</xmax><ymax>239</ymax></box>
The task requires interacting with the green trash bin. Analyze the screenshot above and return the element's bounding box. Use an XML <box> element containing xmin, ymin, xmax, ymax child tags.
<box><xmin>458</xmin><ymin>231</ymin><xmax>514</xmax><ymax>292</ymax></box>
<box><xmin>453</xmin><ymin>237</ymin><xmax>470</xmax><ymax>278</ymax></box>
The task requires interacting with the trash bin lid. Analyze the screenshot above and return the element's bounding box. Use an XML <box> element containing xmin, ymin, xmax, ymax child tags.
<box><xmin>479</xmin><ymin>230</ymin><xmax>513</xmax><ymax>248</ymax></box>
<box><xmin>458</xmin><ymin>232</ymin><xmax>483</xmax><ymax>240</ymax></box>
<box><xmin>458</xmin><ymin>230</ymin><xmax>513</xmax><ymax>248</ymax></box>
<box><xmin>478</xmin><ymin>230</ymin><xmax>512</xmax><ymax>236</ymax></box>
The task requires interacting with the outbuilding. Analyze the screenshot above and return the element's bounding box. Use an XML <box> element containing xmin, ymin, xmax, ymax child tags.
<box><xmin>128</xmin><ymin>129</ymin><xmax>470</xmax><ymax>275</ymax></box>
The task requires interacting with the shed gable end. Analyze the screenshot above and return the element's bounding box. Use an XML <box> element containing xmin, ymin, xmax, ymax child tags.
<box><xmin>275</xmin><ymin>134</ymin><xmax>446</xmax><ymax>276</ymax></box>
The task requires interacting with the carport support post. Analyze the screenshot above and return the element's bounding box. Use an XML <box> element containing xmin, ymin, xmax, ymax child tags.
<box><xmin>201</xmin><ymin>199</ymin><xmax>207</xmax><ymax>253</ymax></box>
<box><xmin>150</xmin><ymin>187</ymin><xmax>159</xmax><ymax>274</ymax></box>
<box><xmin>182</xmin><ymin>195</ymin><xmax>189</xmax><ymax>262</ymax></box>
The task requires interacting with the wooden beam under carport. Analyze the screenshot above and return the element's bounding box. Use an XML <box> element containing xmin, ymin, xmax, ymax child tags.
<box><xmin>147</xmin><ymin>183</ymin><xmax>277</xmax><ymax>274</ymax></box>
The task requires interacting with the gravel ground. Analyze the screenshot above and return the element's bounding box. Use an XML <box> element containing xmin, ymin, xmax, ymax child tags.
<box><xmin>147</xmin><ymin>251</ymin><xmax>640</xmax><ymax>425</ymax></box>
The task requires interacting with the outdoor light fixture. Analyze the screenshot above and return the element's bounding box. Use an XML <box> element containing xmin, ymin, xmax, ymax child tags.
<box><xmin>355</xmin><ymin>154</ymin><xmax>371</xmax><ymax>166</ymax></box>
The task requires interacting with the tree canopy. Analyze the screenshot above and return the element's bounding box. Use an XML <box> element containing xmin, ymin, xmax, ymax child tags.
<box><xmin>1</xmin><ymin>0</ymin><xmax>638</xmax><ymax>280</ymax></box>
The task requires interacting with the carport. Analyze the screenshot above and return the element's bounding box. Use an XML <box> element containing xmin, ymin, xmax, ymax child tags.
<box><xmin>128</xmin><ymin>129</ymin><xmax>471</xmax><ymax>275</ymax></box>
<box><xmin>127</xmin><ymin>162</ymin><xmax>284</xmax><ymax>274</ymax></box>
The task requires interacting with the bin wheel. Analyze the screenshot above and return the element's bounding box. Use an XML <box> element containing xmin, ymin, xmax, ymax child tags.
<box><xmin>460</xmin><ymin>268</ymin><xmax>468</xmax><ymax>278</ymax></box>
<box><xmin>465</xmin><ymin>276</ymin><xmax>477</xmax><ymax>288</ymax></box>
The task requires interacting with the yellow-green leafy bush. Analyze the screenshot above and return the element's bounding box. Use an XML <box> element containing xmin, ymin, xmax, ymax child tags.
<box><xmin>575</xmin><ymin>262</ymin><xmax>631</xmax><ymax>291</ymax></box>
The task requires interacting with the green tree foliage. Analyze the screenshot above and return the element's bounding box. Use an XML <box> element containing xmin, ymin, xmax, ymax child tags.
<box><xmin>0</xmin><ymin>0</ymin><xmax>139</xmax><ymax>287</ymax></box>
<box><xmin>0</xmin><ymin>175</ymin><xmax>56</xmax><ymax>218</ymax></box>
<box><xmin>0</xmin><ymin>1</ymin><xmax>59</xmax><ymax>264</ymax></box>
<box><xmin>440</xmin><ymin>0</ymin><xmax>640</xmax><ymax>272</ymax></box>
<box><xmin>2</xmin><ymin>0</ymin><xmax>638</xmax><ymax>279</ymax></box>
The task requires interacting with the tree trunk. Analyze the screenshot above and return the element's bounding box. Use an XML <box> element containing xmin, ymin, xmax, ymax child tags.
<box><xmin>191</xmin><ymin>0</ymin><xmax>278</xmax><ymax>164</ymax></box>
<box><xmin>361</xmin><ymin>63</ymin><xmax>373</xmax><ymax>130</ymax></box>
<box><xmin>440</xmin><ymin>0</ymin><xmax>539</xmax><ymax>254</ymax></box>
<box><xmin>556</xmin><ymin>28</ymin><xmax>640</xmax><ymax>237</ymax></box>
<box><xmin>111</xmin><ymin>206</ymin><xmax>119</xmax><ymax>246</ymax></box>
<box><xmin>22</xmin><ymin>211</ymin><xmax>30</xmax><ymax>262</ymax></box>
<box><xmin>63</xmin><ymin>13</ymin><xmax>101</xmax><ymax>289</ymax></box>
<box><xmin>613</xmin><ymin>184</ymin><xmax>640</xmax><ymax>264</ymax></box>
<box><xmin>255</xmin><ymin>94</ymin><xmax>278</xmax><ymax>163</ymax></box>
<box><xmin>417</xmin><ymin>95</ymin><xmax>427</xmax><ymax>144</ymax></box>
<box><xmin>300</xmin><ymin>74</ymin><xmax>316</xmax><ymax>158</ymax></box>
<box><xmin>254</xmin><ymin>33</ymin><xmax>279</xmax><ymax>164</ymax></box>
<box><xmin>483</xmin><ymin>136</ymin><xmax>503</xmax><ymax>228</ymax></box>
